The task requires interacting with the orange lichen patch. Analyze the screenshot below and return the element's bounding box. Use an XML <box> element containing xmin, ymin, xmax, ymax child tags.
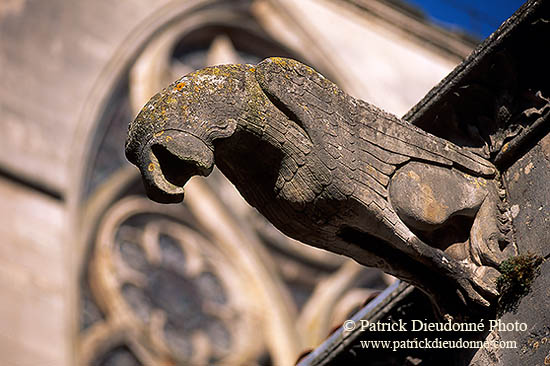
<box><xmin>165</xmin><ymin>136</ymin><xmax>173</xmax><ymax>143</ymax></box>
<box><xmin>249</xmin><ymin>67</ymin><xmax>256</xmax><ymax>72</ymax></box>
<box><xmin>194</xmin><ymin>86</ymin><xmax>200</xmax><ymax>92</ymax></box>
<box><xmin>272</xmin><ymin>57</ymin><xmax>288</xmax><ymax>67</ymax></box>
<box><xmin>463</xmin><ymin>173</ymin><xmax>488</xmax><ymax>188</ymax></box>
<box><xmin>476</xmin><ymin>177</ymin><xmax>488</xmax><ymax>187</ymax></box>
<box><xmin>154</xmin><ymin>130</ymin><xmax>165</xmax><ymax>137</ymax></box>
<box><xmin>148</xmin><ymin>163</ymin><xmax>155</xmax><ymax>172</ymax></box>
<box><xmin>174</xmin><ymin>82</ymin><xmax>186</xmax><ymax>91</ymax></box>
<box><xmin>191</xmin><ymin>65</ymin><xmax>236</xmax><ymax>80</ymax></box>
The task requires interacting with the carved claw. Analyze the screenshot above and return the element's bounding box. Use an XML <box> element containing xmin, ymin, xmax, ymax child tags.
<box><xmin>472</xmin><ymin>265</ymin><xmax>500</xmax><ymax>298</ymax></box>
<box><xmin>427</xmin><ymin>255</ymin><xmax>499</xmax><ymax>316</ymax></box>
<box><xmin>469</xmin><ymin>189</ymin><xmax>516</xmax><ymax>267</ymax></box>
<box><xmin>457</xmin><ymin>278</ymin><xmax>491</xmax><ymax>308</ymax></box>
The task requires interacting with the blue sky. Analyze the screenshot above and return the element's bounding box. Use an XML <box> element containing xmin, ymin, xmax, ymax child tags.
<box><xmin>402</xmin><ymin>0</ymin><xmax>527</xmax><ymax>39</ymax></box>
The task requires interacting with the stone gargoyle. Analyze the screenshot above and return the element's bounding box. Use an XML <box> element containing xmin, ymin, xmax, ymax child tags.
<box><xmin>125</xmin><ymin>57</ymin><xmax>516</xmax><ymax>316</ymax></box>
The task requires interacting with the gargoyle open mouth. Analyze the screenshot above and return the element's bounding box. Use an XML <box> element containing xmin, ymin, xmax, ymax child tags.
<box><xmin>135</xmin><ymin>131</ymin><xmax>214</xmax><ymax>204</ymax></box>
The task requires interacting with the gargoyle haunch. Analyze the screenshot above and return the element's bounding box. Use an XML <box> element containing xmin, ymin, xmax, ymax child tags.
<box><xmin>125</xmin><ymin>57</ymin><xmax>516</xmax><ymax>316</ymax></box>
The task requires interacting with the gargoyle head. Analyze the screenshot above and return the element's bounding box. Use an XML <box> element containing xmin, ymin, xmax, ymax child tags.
<box><xmin>125</xmin><ymin>64</ymin><xmax>258</xmax><ymax>203</ymax></box>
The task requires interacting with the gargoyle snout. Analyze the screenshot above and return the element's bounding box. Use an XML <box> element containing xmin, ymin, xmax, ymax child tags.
<box><xmin>132</xmin><ymin>131</ymin><xmax>214</xmax><ymax>204</ymax></box>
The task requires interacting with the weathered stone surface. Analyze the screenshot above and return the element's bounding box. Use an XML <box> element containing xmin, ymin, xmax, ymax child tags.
<box><xmin>489</xmin><ymin>129</ymin><xmax>550</xmax><ymax>365</ymax></box>
<box><xmin>504</xmin><ymin>132</ymin><xmax>550</xmax><ymax>258</ymax></box>
<box><xmin>126</xmin><ymin>57</ymin><xmax>515</xmax><ymax>317</ymax></box>
<box><xmin>469</xmin><ymin>260</ymin><xmax>550</xmax><ymax>365</ymax></box>
<box><xmin>389</xmin><ymin>162</ymin><xmax>489</xmax><ymax>232</ymax></box>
